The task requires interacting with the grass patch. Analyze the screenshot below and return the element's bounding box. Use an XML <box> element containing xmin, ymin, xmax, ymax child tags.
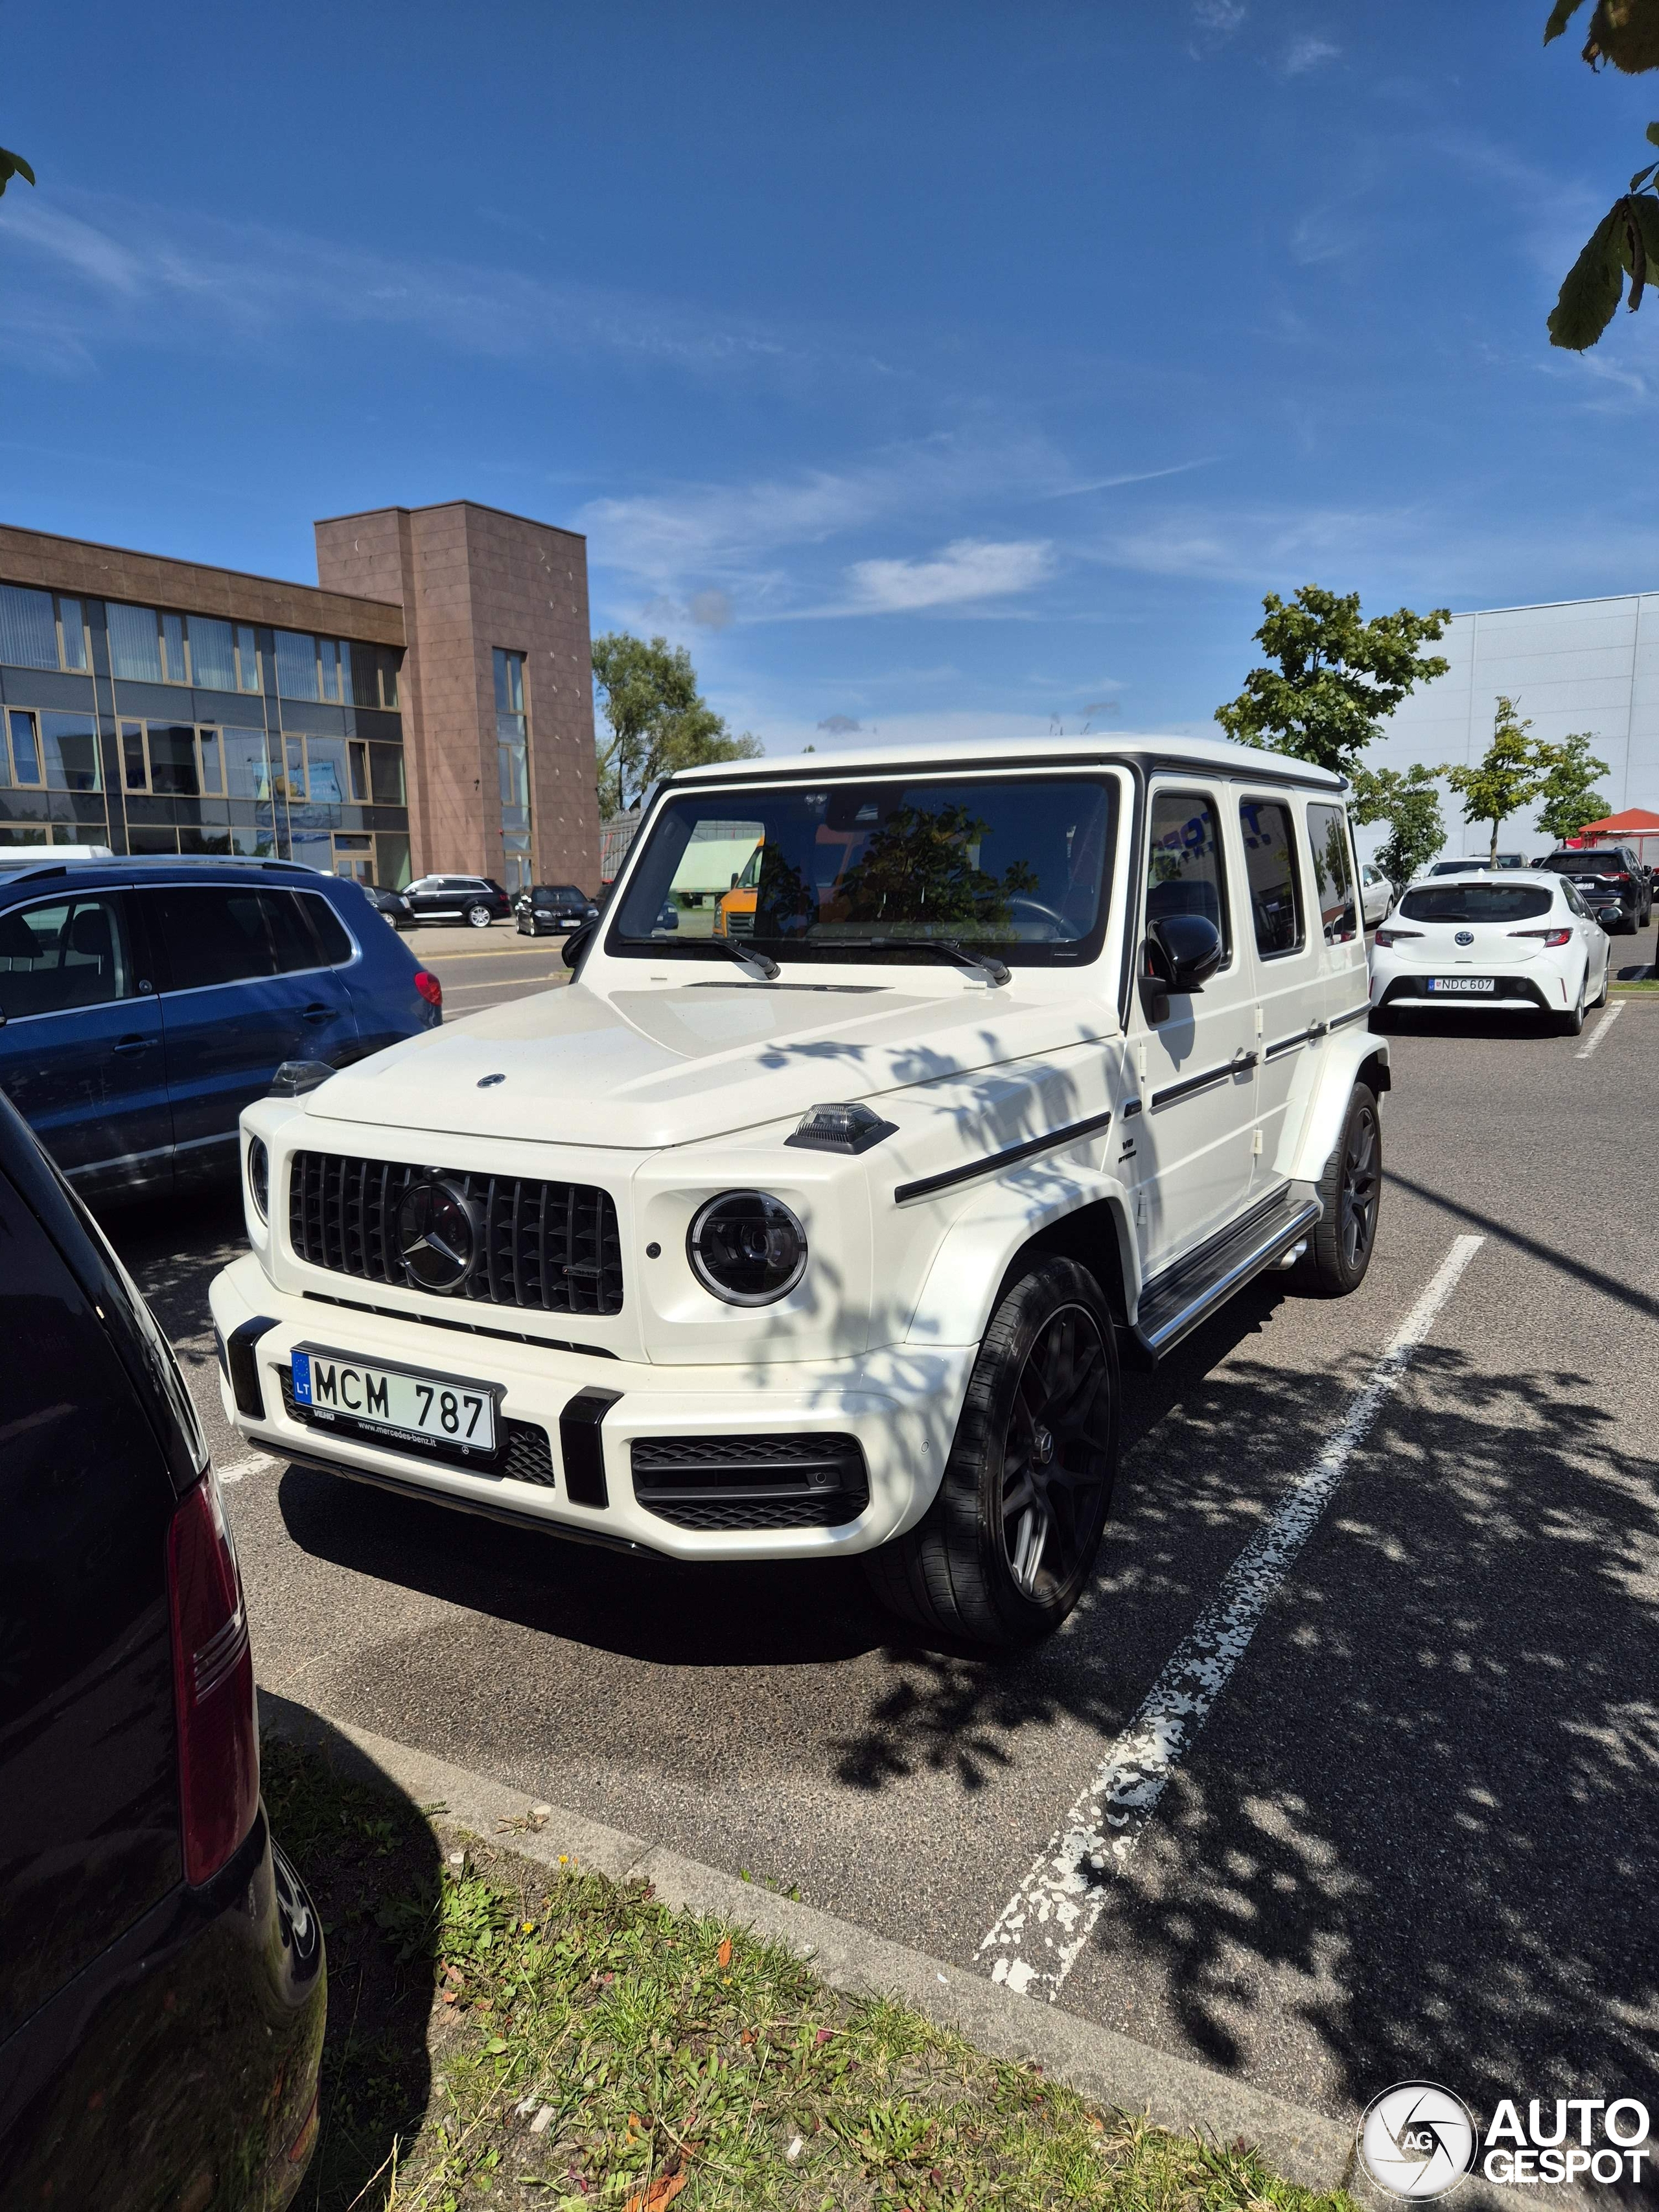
<box><xmin>264</xmin><ymin>1734</ymin><xmax>1358</xmax><ymax>2212</ymax></box>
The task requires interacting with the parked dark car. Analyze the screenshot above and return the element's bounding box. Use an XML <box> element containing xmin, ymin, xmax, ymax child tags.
<box><xmin>402</xmin><ymin>873</ymin><xmax>512</xmax><ymax>927</ymax></box>
<box><xmin>0</xmin><ymin>856</ymin><xmax>443</xmax><ymax>1200</ymax></box>
<box><xmin>1537</xmin><ymin>846</ymin><xmax>1654</xmax><ymax>933</ymax></box>
<box><xmin>0</xmin><ymin>1087</ymin><xmax>325</xmax><ymax>2207</ymax></box>
<box><xmin>513</xmin><ymin>882</ymin><xmax>601</xmax><ymax>936</ymax></box>
<box><xmin>365</xmin><ymin>885</ymin><xmax>412</xmax><ymax>929</ymax></box>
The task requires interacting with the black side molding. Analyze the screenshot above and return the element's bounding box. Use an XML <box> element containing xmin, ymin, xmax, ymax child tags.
<box><xmin>893</xmin><ymin>1108</ymin><xmax>1113</xmax><ymax>1205</ymax></box>
<box><xmin>1150</xmin><ymin>1054</ymin><xmax>1257</xmax><ymax>1111</ymax></box>
<box><xmin>227</xmin><ymin>1316</ymin><xmax>279</xmax><ymax>1422</ymax></box>
<box><xmin>560</xmin><ymin>1389</ymin><xmax>623</xmax><ymax>1507</ymax></box>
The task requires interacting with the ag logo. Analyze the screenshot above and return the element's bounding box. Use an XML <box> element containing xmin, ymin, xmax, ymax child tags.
<box><xmin>1357</xmin><ymin>2082</ymin><xmax>1479</xmax><ymax>2198</ymax></box>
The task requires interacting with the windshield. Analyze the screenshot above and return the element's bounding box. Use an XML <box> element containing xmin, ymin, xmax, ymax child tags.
<box><xmin>1398</xmin><ymin>885</ymin><xmax>1555</xmax><ymax>923</ymax></box>
<box><xmin>609</xmin><ymin>776</ymin><xmax>1118</xmax><ymax>967</ymax></box>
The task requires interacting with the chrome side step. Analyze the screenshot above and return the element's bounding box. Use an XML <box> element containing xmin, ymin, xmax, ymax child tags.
<box><xmin>1132</xmin><ymin>1187</ymin><xmax>1323</xmax><ymax>1361</ymax></box>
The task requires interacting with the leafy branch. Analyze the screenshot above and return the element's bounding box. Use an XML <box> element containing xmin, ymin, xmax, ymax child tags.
<box><xmin>1545</xmin><ymin>0</ymin><xmax>1659</xmax><ymax>347</ymax></box>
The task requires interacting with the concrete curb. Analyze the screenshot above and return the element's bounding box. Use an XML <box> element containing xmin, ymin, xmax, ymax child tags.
<box><xmin>261</xmin><ymin>1690</ymin><xmax>1363</xmax><ymax>2197</ymax></box>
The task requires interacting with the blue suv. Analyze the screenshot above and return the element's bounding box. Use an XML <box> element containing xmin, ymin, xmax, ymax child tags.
<box><xmin>0</xmin><ymin>856</ymin><xmax>443</xmax><ymax>1200</ymax></box>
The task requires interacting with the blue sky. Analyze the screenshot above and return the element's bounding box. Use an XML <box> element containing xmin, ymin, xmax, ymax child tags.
<box><xmin>2</xmin><ymin>0</ymin><xmax>1655</xmax><ymax>757</ymax></box>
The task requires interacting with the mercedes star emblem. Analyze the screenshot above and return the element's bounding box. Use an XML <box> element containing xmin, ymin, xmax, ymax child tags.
<box><xmin>397</xmin><ymin>1177</ymin><xmax>477</xmax><ymax>1292</ymax></box>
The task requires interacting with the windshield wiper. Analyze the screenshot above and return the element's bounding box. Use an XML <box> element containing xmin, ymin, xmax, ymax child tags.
<box><xmin>828</xmin><ymin>936</ymin><xmax>1010</xmax><ymax>986</ymax></box>
<box><xmin>706</xmin><ymin>936</ymin><xmax>780</xmax><ymax>981</ymax></box>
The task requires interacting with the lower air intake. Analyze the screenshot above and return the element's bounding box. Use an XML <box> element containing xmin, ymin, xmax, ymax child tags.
<box><xmin>630</xmin><ymin>1432</ymin><xmax>869</xmax><ymax>1531</ymax></box>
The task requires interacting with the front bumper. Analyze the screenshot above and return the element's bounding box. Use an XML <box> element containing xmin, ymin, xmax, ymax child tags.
<box><xmin>209</xmin><ymin>1252</ymin><xmax>973</xmax><ymax>1561</ymax></box>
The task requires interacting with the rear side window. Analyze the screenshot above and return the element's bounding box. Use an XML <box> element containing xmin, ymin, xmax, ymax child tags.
<box><xmin>1146</xmin><ymin>790</ymin><xmax>1230</xmax><ymax>956</ymax></box>
<box><xmin>1399</xmin><ymin>885</ymin><xmax>1555</xmax><ymax>923</ymax></box>
<box><xmin>1306</xmin><ymin>804</ymin><xmax>1357</xmax><ymax>944</ymax></box>
<box><xmin>0</xmin><ymin>895</ymin><xmax>135</xmax><ymax>1019</ymax></box>
<box><xmin>145</xmin><ymin>885</ymin><xmax>274</xmax><ymax>990</ymax></box>
<box><xmin>298</xmin><ymin>892</ymin><xmax>353</xmax><ymax>966</ymax></box>
<box><xmin>1239</xmin><ymin>798</ymin><xmax>1305</xmax><ymax>956</ymax></box>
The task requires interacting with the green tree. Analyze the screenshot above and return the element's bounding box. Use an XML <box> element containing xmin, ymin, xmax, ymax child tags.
<box><xmin>1216</xmin><ymin>587</ymin><xmax>1451</xmax><ymax>780</ymax></box>
<box><xmin>0</xmin><ymin>146</ymin><xmax>32</xmax><ymax>198</ymax></box>
<box><xmin>1351</xmin><ymin>763</ymin><xmax>1448</xmax><ymax>887</ymax></box>
<box><xmin>1535</xmin><ymin>730</ymin><xmax>1613</xmax><ymax>841</ymax></box>
<box><xmin>1444</xmin><ymin>697</ymin><xmax>1557</xmax><ymax>864</ymax></box>
<box><xmin>1545</xmin><ymin>1</ymin><xmax>1659</xmax><ymax>347</ymax></box>
<box><xmin>590</xmin><ymin>631</ymin><xmax>761</xmax><ymax>817</ymax></box>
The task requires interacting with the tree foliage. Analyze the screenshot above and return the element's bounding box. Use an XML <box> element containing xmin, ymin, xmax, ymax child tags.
<box><xmin>590</xmin><ymin>631</ymin><xmax>761</xmax><ymax>817</ymax></box>
<box><xmin>1443</xmin><ymin>697</ymin><xmax>1559</xmax><ymax>863</ymax></box>
<box><xmin>1215</xmin><ymin>586</ymin><xmax>1450</xmax><ymax>780</ymax></box>
<box><xmin>1545</xmin><ymin>1</ymin><xmax>1659</xmax><ymax>347</ymax></box>
<box><xmin>0</xmin><ymin>146</ymin><xmax>34</xmax><ymax>198</ymax></box>
<box><xmin>1534</xmin><ymin>730</ymin><xmax>1613</xmax><ymax>839</ymax></box>
<box><xmin>1351</xmin><ymin>764</ymin><xmax>1449</xmax><ymax>887</ymax></box>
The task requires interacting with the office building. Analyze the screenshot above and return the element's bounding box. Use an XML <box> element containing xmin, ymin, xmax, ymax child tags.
<box><xmin>1375</xmin><ymin>590</ymin><xmax>1658</xmax><ymax>854</ymax></box>
<box><xmin>0</xmin><ymin>500</ymin><xmax>599</xmax><ymax>892</ymax></box>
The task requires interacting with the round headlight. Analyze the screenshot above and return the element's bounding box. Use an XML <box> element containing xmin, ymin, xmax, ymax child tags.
<box><xmin>687</xmin><ymin>1191</ymin><xmax>807</xmax><ymax>1305</ymax></box>
<box><xmin>248</xmin><ymin>1137</ymin><xmax>270</xmax><ymax>1223</ymax></box>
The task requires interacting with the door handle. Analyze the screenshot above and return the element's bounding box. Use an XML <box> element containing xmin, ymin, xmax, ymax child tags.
<box><xmin>302</xmin><ymin>1002</ymin><xmax>338</xmax><ymax>1024</ymax></box>
<box><xmin>113</xmin><ymin>1034</ymin><xmax>157</xmax><ymax>1054</ymax></box>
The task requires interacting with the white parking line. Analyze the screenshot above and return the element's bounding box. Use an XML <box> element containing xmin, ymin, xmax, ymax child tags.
<box><xmin>1575</xmin><ymin>1001</ymin><xmax>1625</xmax><ymax>1060</ymax></box>
<box><xmin>216</xmin><ymin>1453</ymin><xmax>277</xmax><ymax>1485</ymax></box>
<box><xmin>978</xmin><ymin>1231</ymin><xmax>1486</xmax><ymax>2003</ymax></box>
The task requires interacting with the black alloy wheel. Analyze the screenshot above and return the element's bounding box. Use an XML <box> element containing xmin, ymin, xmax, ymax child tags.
<box><xmin>864</xmin><ymin>1256</ymin><xmax>1119</xmax><ymax>1648</ymax></box>
<box><xmin>1290</xmin><ymin>1082</ymin><xmax>1381</xmax><ymax>1299</ymax></box>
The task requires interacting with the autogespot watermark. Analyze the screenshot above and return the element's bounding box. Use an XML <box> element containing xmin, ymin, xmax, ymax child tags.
<box><xmin>1356</xmin><ymin>2082</ymin><xmax>1653</xmax><ymax>2196</ymax></box>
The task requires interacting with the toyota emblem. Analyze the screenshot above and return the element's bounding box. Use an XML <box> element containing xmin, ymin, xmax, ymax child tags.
<box><xmin>1454</xmin><ymin>930</ymin><xmax>1474</xmax><ymax>946</ymax></box>
<box><xmin>397</xmin><ymin>1177</ymin><xmax>477</xmax><ymax>1292</ymax></box>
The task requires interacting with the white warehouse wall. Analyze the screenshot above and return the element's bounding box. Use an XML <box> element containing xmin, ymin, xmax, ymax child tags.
<box><xmin>1360</xmin><ymin>590</ymin><xmax>1659</xmax><ymax>860</ymax></box>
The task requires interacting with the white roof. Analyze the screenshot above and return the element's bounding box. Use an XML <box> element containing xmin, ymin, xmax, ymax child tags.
<box><xmin>668</xmin><ymin>730</ymin><xmax>1346</xmax><ymax>790</ymax></box>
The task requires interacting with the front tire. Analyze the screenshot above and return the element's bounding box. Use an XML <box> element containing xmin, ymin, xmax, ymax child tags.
<box><xmin>465</xmin><ymin>903</ymin><xmax>493</xmax><ymax>929</ymax></box>
<box><xmin>1289</xmin><ymin>1084</ymin><xmax>1380</xmax><ymax>1299</ymax></box>
<box><xmin>864</xmin><ymin>1258</ymin><xmax>1119</xmax><ymax>1649</ymax></box>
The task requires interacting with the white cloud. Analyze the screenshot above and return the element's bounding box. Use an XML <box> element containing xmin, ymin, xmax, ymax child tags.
<box><xmin>840</xmin><ymin>537</ymin><xmax>1054</xmax><ymax>614</ymax></box>
<box><xmin>1282</xmin><ymin>35</ymin><xmax>1340</xmax><ymax>75</ymax></box>
<box><xmin>0</xmin><ymin>189</ymin><xmax>802</xmax><ymax>378</ymax></box>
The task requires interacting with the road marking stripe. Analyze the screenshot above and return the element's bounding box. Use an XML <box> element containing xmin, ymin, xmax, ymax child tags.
<box><xmin>1575</xmin><ymin>1001</ymin><xmax>1624</xmax><ymax>1059</ymax></box>
<box><xmin>216</xmin><ymin>1453</ymin><xmax>277</xmax><ymax>1485</ymax></box>
<box><xmin>978</xmin><ymin>1231</ymin><xmax>1486</xmax><ymax>2003</ymax></box>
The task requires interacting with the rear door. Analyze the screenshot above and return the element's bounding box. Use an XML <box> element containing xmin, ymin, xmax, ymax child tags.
<box><xmin>0</xmin><ymin>1147</ymin><xmax>183</xmax><ymax>2043</ymax></box>
<box><xmin>1235</xmin><ymin>791</ymin><xmax>1324</xmax><ymax>1195</ymax></box>
<box><xmin>0</xmin><ymin>891</ymin><xmax>172</xmax><ymax>1192</ymax></box>
<box><xmin>1131</xmin><ymin>782</ymin><xmax>1259</xmax><ymax>1270</ymax></box>
<box><xmin>139</xmin><ymin>881</ymin><xmax>359</xmax><ymax>1174</ymax></box>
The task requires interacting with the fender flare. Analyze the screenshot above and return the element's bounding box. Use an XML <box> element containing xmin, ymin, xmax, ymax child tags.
<box><xmin>901</xmin><ymin>1165</ymin><xmax>1139</xmax><ymax>1350</ymax></box>
<box><xmin>1279</xmin><ymin>1027</ymin><xmax>1390</xmax><ymax>1184</ymax></box>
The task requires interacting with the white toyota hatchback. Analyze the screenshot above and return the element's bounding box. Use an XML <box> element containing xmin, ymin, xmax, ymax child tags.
<box><xmin>1371</xmin><ymin>870</ymin><xmax>1611</xmax><ymax>1034</ymax></box>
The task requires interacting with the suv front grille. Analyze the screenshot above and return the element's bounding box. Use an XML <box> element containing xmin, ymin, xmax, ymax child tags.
<box><xmin>288</xmin><ymin>1150</ymin><xmax>623</xmax><ymax>1316</ymax></box>
<box><xmin>631</xmin><ymin>1433</ymin><xmax>869</xmax><ymax>1531</ymax></box>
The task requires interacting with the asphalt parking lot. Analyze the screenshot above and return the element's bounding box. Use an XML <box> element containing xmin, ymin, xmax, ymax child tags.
<box><xmin>109</xmin><ymin>916</ymin><xmax>1659</xmax><ymax>2139</ymax></box>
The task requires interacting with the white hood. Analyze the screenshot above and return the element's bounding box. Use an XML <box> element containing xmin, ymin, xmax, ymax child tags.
<box><xmin>307</xmin><ymin>978</ymin><xmax>1115</xmax><ymax>1150</ymax></box>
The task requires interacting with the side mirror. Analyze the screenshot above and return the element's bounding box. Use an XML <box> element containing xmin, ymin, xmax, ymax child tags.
<box><xmin>1149</xmin><ymin>913</ymin><xmax>1224</xmax><ymax>988</ymax></box>
<box><xmin>561</xmin><ymin>920</ymin><xmax>597</xmax><ymax>972</ymax></box>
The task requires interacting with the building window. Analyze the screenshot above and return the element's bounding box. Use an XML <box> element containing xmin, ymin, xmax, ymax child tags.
<box><xmin>379</xmin><ymin>652</ymin><xmax>399</xmax><ymax>710</ymax></box>
<box><xmin>4</xmin><ymin>708</ymin><xmax>44</xmax><ymax>786</ymax></box>
<box><xmin>119</xmin><ymin>720</ymin><xmax>225</xmax><ymax>800</ymax></box>
<box><xmin>108</xmin><ymin>603</ymin><xmax>165</xmax><ymax>684</ymax></box>
<box><xmin>2</xmin><ymin>709</ymin><xmax>101</xmax><ymax>792</ymax></box>
<box><xmin>236</xmin><ymin>625</ymin><xmax>261</xmax><ymax>692</ymax></box>
<box><xmin>187</xmin><ymin>616</ymin><xmax>238</xmax><ymax>692</ymax></box>
<box><xmin>274</xmin><ymin>628</ymin><xmax>355</xmax><ymax>703</ymax></box>
<box><xmin>161</xmin><ymin>612</ymin><xmax>187</xmax><ymax>684</ymax></box>
<box><xmin>0</xmin><ymin>585</ymin><xmax>91</xmax><ymax>673</ymax></box>
<box><xmin>494</xmin><ymin>647</ymin><xmax>531</xmax><ymax>893</ymax></box>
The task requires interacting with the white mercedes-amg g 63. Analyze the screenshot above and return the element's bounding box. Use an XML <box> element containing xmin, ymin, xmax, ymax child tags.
<box><xmin>211</xmin><ymin>734</ymin><xmax>1386</xmax><ymax>1649</ymax></box>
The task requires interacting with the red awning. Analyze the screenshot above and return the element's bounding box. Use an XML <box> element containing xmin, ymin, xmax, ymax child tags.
<box><xmin>1574</xmin><ymin>808</ymin><xmax>1659</xmax><ymax>835</ymax></box>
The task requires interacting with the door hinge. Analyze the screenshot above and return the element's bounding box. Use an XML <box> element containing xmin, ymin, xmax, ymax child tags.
<box><xmin>1252</xmin><ymin>1128</ymin><xmax>1264</xmax><ymax>1156</ymax></box>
